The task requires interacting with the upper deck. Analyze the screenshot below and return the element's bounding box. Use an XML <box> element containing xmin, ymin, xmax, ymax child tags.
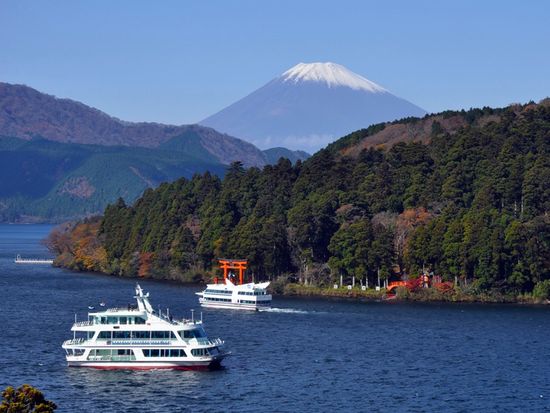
<box><xmin>72</xmin><ymin>284</ymin><xmax>202</xmax><ymax>331</ymax></box>
<box><xmin>204</xmin><ymin>280</ymin><xmax>270</xmax><ymax>293</ymax></box>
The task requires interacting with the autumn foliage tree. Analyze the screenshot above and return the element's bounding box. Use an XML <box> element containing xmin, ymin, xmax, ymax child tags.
<box><xmin>0</xmin><ymin>384</ymin><xmax>56</xmax><ymax>413</ymax></box>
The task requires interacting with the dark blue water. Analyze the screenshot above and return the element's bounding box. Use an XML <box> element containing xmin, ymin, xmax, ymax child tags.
<box><xmin>0</xmin><ymin>225</ymin><xmax>549</xmax><ymax>412</ymax></box>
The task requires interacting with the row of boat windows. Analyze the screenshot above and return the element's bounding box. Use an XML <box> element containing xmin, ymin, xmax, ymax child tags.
<box><xmin>204</xmin><ymin>297</ymin><xmax>232</xmax><ymax>302</ymax></box>
<box><xmin>96</xmin><ymin>331</ymin><xmax>177</xmax><ymax>339</ymax></box>
<box><xmin>143</xmin><ymin>349</ymin><xmax>187</xmax><ymax>358</ymax></box>
<box><xmin>237</xmin><ymin>300</ymin><xmax>270</xmax><ymax>305</ymax></box>
<box><xmin>205</xmin><ymin>289</ymin><xmax>232</xmax><ymax>295</ymax></box>
<box><xmin>90</xmin><ymin>349</ymin><xmax>135</xmax><ymax>356</ymax></box>
<box><xmin>92</xmin><ymin>329</ymin><xmax>206</xmax><ymax>340</ymax></box>
<box><xmin>95</xmin><ymin>316</ymin><xmax>146</xmax><ymax>325</ymax></box>
<box><xmin>191</xmin><ymin>348</ymin><xmax>212</xmax><ymax>356</ymax></box>
<box><xmin>85</xmin><ymin>348</ymin><xmax>209</xmax><ymax>358</ymax></box>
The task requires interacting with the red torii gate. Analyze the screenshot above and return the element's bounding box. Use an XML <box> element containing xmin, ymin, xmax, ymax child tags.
<box><xmin>218</xmin><ymin>259</ymin><xmax>248</xmax><ymax>285</ymax></box>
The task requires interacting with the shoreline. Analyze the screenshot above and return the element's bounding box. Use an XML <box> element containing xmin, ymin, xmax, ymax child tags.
<box><xmin>54</xmin><ymin>264</ymin><xmax>549</xmax><ymax>306</ymax></box>
<box><xmin>280</xmin><ymin>283</ymin><xmax>550</xmax><ymax>305</ymax></box>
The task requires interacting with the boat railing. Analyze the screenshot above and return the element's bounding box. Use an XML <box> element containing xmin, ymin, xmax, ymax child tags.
<box><xmin>211</xmin><ymin>338</ymin><xmax>224</xmax><ymax>346</ymax></box>
<box><xmin>110</xmin><ymin>339</ymin><xmax>172</xmax><ymax>345</ymax></box>
<box><xmin>65</xmin><ymin>338</ymin><xmax>178</xmax><ymax>346</ymax></box>
<box><xmin>190</xmin><ymin>337</ymin><xmax>223</xmax><ymax>347</ymax></box>
<box><xmin>87</xmin><ymin>355</ymin><xmax>137</xmax><ymax>362</ymax></box>
<box><xmin>151</xmin><ymin>310</ymin><xmax>193</xmax><ymax>326</ymax></box>
<box><xmin>176</xmin><ymin>318</ymin><xmax>200</xmax><ymax>325</ymax></box>
<box><xmin>72</xmin><ymin>321</ymin><xmax>94</xmax><ymax>328</ymax></box>
<box><xmin>106</xmin><ymin>307</ymin><xmax>140</xmax><ymax>312</ymax></box>
<box><xmin>63</xmin><ymin>338</ymin><xmax>86</xmax><ymax>346</ymax></box>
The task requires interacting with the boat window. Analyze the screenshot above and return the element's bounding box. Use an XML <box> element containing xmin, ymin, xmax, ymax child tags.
<box><xmin>113</xmin><ymin>331</ymin><xmax>131</xmax><ymax>339</ymax></box>
<box><xmin>143</xmin><ymin>349</ymin><xmax>187</xmax><ymax>357</ymax></box>
<box><xmin>191</xmin><ymin>348</ymin><xmax>210</xmax><ymax>356</ymax></box>
<box><xmin>119</xmin><ymin>317</ymin><xmax>127</xmax><ymax>324</ymax></box>
<box><xmin>133</xmin><ymin>331</ymin><xmax>150</xmax><ymax>339</ymax></box>
<box><xmin>134</xmin><ymin>317</ymin><xmax>146</xmax><ymax>324</ymax></box>
<box><xmin>98</xmin><ymin>331</ymin><xmax>112</xmax><ymax>339</ymax></box>
<box><xmin>151</xmin><ymin>331</ymin><xmax>174</xmax><ymax>339</ymax></box>
<box><xmin>180</xmin><ymin>328</ymin><xmax>206</xmax><ymax>339</ymax></box>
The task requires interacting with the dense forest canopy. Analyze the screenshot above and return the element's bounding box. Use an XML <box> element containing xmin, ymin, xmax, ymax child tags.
<box><xmin>50</xmin><ymin>102</ymin><xmax>550</xmax><ymax>295</ymax></box>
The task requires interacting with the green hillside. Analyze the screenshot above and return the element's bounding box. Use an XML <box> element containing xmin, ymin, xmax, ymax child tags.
<box><xmin>0</xmin><ymin>136</ymin><xmax>226</xmax><ymax>222</ymax></box>
<box><xmin>51</xmin><ymin>101</ymin><xmax>550</xmax><ymax>298</ymax></box>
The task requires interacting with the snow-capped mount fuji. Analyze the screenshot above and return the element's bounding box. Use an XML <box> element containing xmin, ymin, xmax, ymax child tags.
<box><xmin>200</xmin><ymin>62</ymin><xmax>427</xmax><ymax>152</ymax></box>
<box><xmin>281</xmin><ymin>62</ymin><xmax>387</xmax><ymax>93</ymax></box>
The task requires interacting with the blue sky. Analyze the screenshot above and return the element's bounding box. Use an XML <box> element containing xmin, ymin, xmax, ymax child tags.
<box><xmin>1</xmin><ymin>0</ymin><xmax>549</xmax><ymax>125</ymax></box>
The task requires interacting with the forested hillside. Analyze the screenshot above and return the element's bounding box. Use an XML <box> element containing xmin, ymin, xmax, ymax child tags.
<box><xmin>0</xmin><ymin>135</ymin><xmax>226</xmax><ymax>222</ymax></box>
<box><xmin>50</xmin><ymin>101</ymin><xmax>550</xmax><ymax>296</ymax></box>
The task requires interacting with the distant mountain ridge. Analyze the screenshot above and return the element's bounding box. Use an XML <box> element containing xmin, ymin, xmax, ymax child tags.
<box><xmin>0</xmin><ymin>82</ymin><xmax>266</xmax><ymax>167</ymax></box>
<box><xmin>200</xmin><ymin>62</ymin><xmax>427</xmax><ymax>152</ymax></box>
<box><xmin>263</xmin><ymin>147</ymin><xmax>310</xmax><ymax>164</ymax></box>
<box><xmin>0</xmin><ymin>82</ymin><xmax>317</xmax><ymax>222</ymax></box>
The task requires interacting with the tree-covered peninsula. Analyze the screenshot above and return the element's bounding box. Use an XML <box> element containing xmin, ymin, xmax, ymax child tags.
<box><xmin>48</xmin><ymin>101</ymin><xmax>550</xmax><ymax>301</ymax></box>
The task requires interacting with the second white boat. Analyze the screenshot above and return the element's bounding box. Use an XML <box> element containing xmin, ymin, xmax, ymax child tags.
<box><xmin>196</xmin><ymin>278</ymin><xmax>272</xmax><ymax>311</ymax></box>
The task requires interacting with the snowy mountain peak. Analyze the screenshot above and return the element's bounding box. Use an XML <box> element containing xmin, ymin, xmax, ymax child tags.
<box><xmin>281</xmin><ymin>62</ymin><xmax>387</xmax><ymax>93</ymax></box>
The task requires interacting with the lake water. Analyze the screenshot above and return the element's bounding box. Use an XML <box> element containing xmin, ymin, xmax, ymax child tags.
<box><xmin>0</xmin><ymin>224</ymin><xmax>549</xmax><ymax>412</ymax></box>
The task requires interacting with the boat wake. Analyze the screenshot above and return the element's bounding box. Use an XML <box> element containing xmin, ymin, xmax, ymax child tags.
<box><xmin>258</xmin><ymin>307</ymin><xmax>310</xmax><ymax>314</ymax></box>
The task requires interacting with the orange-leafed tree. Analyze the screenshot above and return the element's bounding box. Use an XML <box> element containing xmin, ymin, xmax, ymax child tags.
<box><xmin>138</xmin><ymin>252</ymin><xmax>154</xmax><ymax>277</ymax></box>
<box><xmin>394</xmin><ymin>207</ymin><xmax>432</xmax><ymax>275</ymax></box>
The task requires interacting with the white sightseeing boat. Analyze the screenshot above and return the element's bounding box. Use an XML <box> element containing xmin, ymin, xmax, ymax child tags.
<box><xmin>14</xmin><ymin>254</ymin><xmax>53</xmax><ymax>265</ymax></box>
<box><xmin>62</xmin><ymin>284</ymin><xmax>228</xmax><ymax>370</ymax></box>
<box><xmin>196</xmin><ymin>278</ymin><xmax>272</xmax><ymax>311</ymax></box>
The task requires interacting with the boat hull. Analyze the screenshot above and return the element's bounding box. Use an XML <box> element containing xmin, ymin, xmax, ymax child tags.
<box><xmin>199</xmin><ymin>300</ymin><xmax>269</xmax><ymax>311</ymax></box>
<box><xmin>66</xmin><ymin>358</ymin><xmax>224</xmax><ymax>371</ymax></box>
